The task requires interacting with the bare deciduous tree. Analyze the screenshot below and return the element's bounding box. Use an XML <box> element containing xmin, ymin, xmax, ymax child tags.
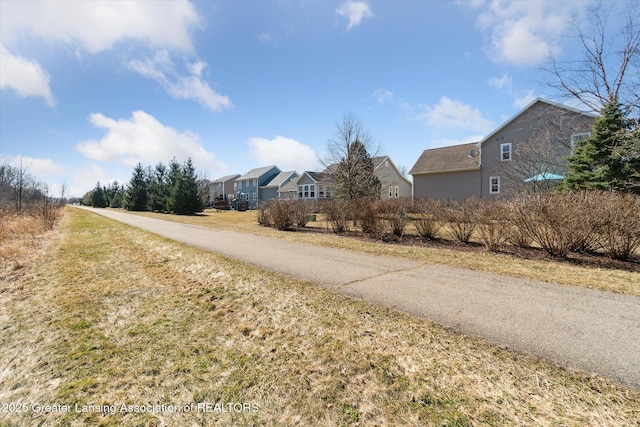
<box><xmin>546</xmin><ymin>2</ymin><xmax>640</xmax><ymax>117</ymax></box>
<box><xmin>321</xmin><ymin>113</ymin><xmax>381</xmax><ymax>200</ymax></box>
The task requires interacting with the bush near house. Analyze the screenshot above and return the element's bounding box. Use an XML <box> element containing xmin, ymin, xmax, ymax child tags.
<box><xmin>257</xmin><ymin>191</ymin><xmax>640</xmax><ymax>261</ymax></box>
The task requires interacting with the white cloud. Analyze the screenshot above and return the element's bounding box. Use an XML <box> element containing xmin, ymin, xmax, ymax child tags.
<box><xmin>373</xmin><ymin>88</ymin><xmax>393</xmax><ymax>104</ymax></box>
<box><xmin>336</xmin><ymin>1</ymin><xmax>374</xmax><ymax>31</ymax></box>
<box><xmin>1</xmin><ymin>155</ymin><xmax>65</xmax><ymax>176</ymax></box>
<box><xmin>246</xmin><ymin>136</ymin><xmax>319</xmax><ymax>172</ymax></box>
<box><xmin>128</xmin><ymin>51</ymin><xmax>232</xmax><ymax>112</ymax></box>
<box><xmin>0</xmin><ymin>0</ymin><xmax>200</xmax><ymax>53</ymax></box>
<box><xmin>487</xmin><ymin>74</ymin><xmax>512</xmax><ymax>91</ymax></box>
<box><xmin>0</xmin><ymin>44</ymin><xmax>55</xmax><ymax>106</ymax></box>
<box><xmin>469</xmin><ymin>1</ymin><xmax>575</xmax><ymax>66</ymax></box>
<box><xmin>75</xmin><ymin>110</ymin><xmax>226</xmax><ymax>172</ymax></box>
<box><xmin>513</xmin><ymin>90</ymin><xmax>537</xmax><ymax>108</ymax></box>
<box><xmin>417</xmin><ymin>97</ymin><xmax>494</xmax><ymax>134</ymax></box>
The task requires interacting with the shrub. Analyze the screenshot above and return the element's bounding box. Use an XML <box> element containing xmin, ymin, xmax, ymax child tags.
<box><xmin>293</xmin><ymin>199</ymin><xmax>312</xmax><ymax>229</ymax></box>
<box><xmin>474</xmin><ymin>199</ymin><xmax>510</xmax><ymax>252</ymax></box>
<box><xmin>378</xmin><ymin>198</ymin><xmax>411</xmax><ymax>238</ymax></box>
<box><xmin>511</xmin><ymin>193</ymin><xmax>577</xmax><ymax>258</ymax></box>
<box><xmin>411</xmin><ymin>198</ymin><xmax>443</xmax><ymax>241</ymax></box>
<box><xmin>442</xmin><ymin>198</ymin><xmax>479</xmax><ymax>244</ymax></box>
<box><xmin>596</xmin><ymin>192</ymin><xmax>640</xmax><ymax>260</ymax></box>
<box><xmin>321</xmin><ymin>199</ymin><xmax>350</xmax><ymax>233</ymax></box>
<box><xmin>256</xmin><ymin>201</ymin><xmax>272</xmax><ymax>227</ymax></box>
<box><xmin>351</xmin><ymin>197</ymin><xmax>383</xmax><ymax>239</ymax></box>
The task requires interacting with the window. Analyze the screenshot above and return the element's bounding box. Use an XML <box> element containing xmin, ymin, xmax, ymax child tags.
<box><xmin>501</xmin><ymin>143</ymin><xmax>512</xmax><ymax>161</ymax></box>
<box><xmin>252</xmin><ymin>193</ymin><xmax>257</xmax><ymax>201</ymax></box>
<box><xmin>298</xmin><ymin>185</ymin><xmax>303</xmax><ymax>198</ymax></box>
<box><xmin>489</xmin><ymin>176</ymin><xmax>500</xmax><ymax>194</ymax></box>
<box><xmin>389</xmin><ymin>186</ymin><xmax>393</xmax><ymax>198</ymax></box>
<box><xmin>571</xmin><ymin>132</ymin><xmax>591</xmax><ymax>153</ymax></box>
<box><xmin>304</xmin><ymin>185</ymin><xmax>309</xmax><ymax>198</ymax></box>
<box><xmin>233</xmin><ymin>182</ymin><xmax>237</xmax><ymax>190</ymax></box>
<box><xmin>254</xmin><ymin>179</ymin><xmax>257</xmax><ymax>187</ymax></box>
<box><xmin>310</xmin><ymin>184</ymin><xmax>315</xmax><ymax>198</ymax></box>
<box><xmin>395</xmin><ymin>186</ymin><xmax>399</xmax><ymax>198</ymax></box>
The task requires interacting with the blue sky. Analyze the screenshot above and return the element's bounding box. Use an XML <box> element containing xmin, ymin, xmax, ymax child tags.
<box><xmin>0</xmin><ymin>0</ymin><xmax>626</xmax><ymax>197</ymax></box>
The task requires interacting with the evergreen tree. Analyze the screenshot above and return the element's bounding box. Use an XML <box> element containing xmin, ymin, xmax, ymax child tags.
<box><xmin>563</xmin><ymin>99</ymin><xmax>639</xmax><ymax>193</ymax></box>
<box><xmin>168</xmin><ymin>158</ymin><xmax>203</xmax><ymax>215</ymax></box>
<box><xmin>91</xmin><ymin>182</ymin><xmax>107</xmax><ymax>208</ymax></box>
<box><xmin>148</xmin><ymin>162</ymin><xmax>169</xmax><ymax>212</ymax></box>
<box><xmin>124</xmin><ymin>163</ymin><xmax>148</xmax><ymax>211</ymax></box>
<box><xmin>333</xmin><ymin>139</ymin><xmax>381</xmax><ymax>200</ymax></box>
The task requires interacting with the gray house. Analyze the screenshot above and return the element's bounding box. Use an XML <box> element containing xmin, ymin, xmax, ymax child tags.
<box><xmin>259</xmin><ymin>171</ymin><xmax>299</xmax><ymax>202</ymax></box>
<box><xmin>410</xmin><ymin>99</ymin><xmax>596</xmax><ymax>200</ymax></box>
<box><xmin>235</xmin><ymin>165</ymin><xmax>281</xmax><ymax>208</ymax></box>
<box><xmin>209</xmin><ymin>174</ymin><xmax>240</xmax><ymax>203</ymax></box>
<box><xmin>295</xmin><ymin>171</ymin><xmax>333</xmax><ymax>201</ymax></box>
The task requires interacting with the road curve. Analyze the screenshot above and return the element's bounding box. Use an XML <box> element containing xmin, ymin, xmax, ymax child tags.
<box><xmin>76</xmin><ymin>206</ymin><xmax>640</xmax><ymax>390</ymax></box>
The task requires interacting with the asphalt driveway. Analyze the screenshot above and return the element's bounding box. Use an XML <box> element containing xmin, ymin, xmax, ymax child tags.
<box><xmin>77</xmin><ymin>207</ymin><xmax>640</xmax><ymax>390</ymax></box>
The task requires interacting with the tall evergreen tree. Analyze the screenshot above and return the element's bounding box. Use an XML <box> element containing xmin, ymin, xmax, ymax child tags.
<box><xmin>124</xmin><ymin>163</ymin><xmax>148</xmax><ymax>211</ymax></box>
<box><xmin>169</xmin><ymin>158</ymin><xmax>203</xmax><ymax>215</ymax></box>
<box><xmin>148</xmin><ymin>162</ymin><xmax>169</xmax><ymax>212</ymax></box>
<box><xmin>91</xmin><ymin>182</ymin><xmax>107</xmax><ymax>208</ymax></box>
<box><xmin>563</xmin><ymin>99</ymin><xmax>639</xmax><ymax>193</ymax></box>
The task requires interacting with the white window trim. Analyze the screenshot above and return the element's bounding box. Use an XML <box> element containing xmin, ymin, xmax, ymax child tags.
<box><xmin>489</xmin><ymin>176</ymin><xmax>500</xmax><ymax>194</ymax></box>
<box><xmin>570</xmin><ymin>132</ymin><xmax>591</xmax><ymax>153</ymax></box>
<box><xmin>395</xmin><ymin>186</ymin><xmax>399</xmax><ymax>198</ymax></box>
<box><xmin>389</xmin><ymin>186</ymin><xmax>393</xmax><ymax>198</ymax></box>
<box><xmin>500</xmin><ymin>143</ymin><xmax>512</xmax><ymax>161</ymax></box>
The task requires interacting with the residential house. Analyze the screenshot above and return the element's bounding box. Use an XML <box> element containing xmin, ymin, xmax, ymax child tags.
<box><xmin>260</xmin><ymin>171</ymin><xmax>299</xmax><ymax>201</ymax></box>
<box><xmin>295</xmin><ymin>171</ymin><xmax>333</xmax><ymax>202</ymax></box>
<box><xmin>373</xmin><ymin>156</ymin><xmax>412</xmax><ymax>199</ymax></box>
<box><xmin>410</xmin><ymin>99</ymin><xmax>596</xmax><ymax>200</ymax></box>
<box><xmin>235</xmin><ymin>165</ymin><xmax>281</xmax><ymax>208</ymax></box>
<box><xmin>295</xmin><ymin>156</ymin><xmax>411</xmax><ymax>202</ymax></box>
<box><xmin>209</xmin><ymin>174</ymin><xmax>240</xmax><ymax>204</ymax></box>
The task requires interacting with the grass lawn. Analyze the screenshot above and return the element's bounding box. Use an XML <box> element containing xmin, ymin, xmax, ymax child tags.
<box><xmin>1</xmin><ymin>207</ymin><xmax>639</xmax><ymax>426</ymax></box>
<box><xmin>125</xmin><ymin>208</ymin><xmax>640</xmax><ymax>297</ymax></box>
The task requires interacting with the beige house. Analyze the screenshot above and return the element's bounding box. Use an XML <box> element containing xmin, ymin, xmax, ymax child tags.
<box><xmin>293</xmin><ymin>156</ymin><xmax>412</xmax><ymax>202</ymax></box>
<box><xmin>373</xmin><ymin>156</ymin><xmax>413</xmax><ymax>199</ymax></box>
<box><xmin>410</xmin><ymin>99</ymin><xmax>596</xmax><ymax>200</ymax></box>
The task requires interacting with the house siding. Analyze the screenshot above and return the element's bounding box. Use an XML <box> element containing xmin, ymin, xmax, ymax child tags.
<box><xmin>480</xmin><ymin>101</ymin><xmax>595</xmax><ymax>197</ymax></box>
<box><xmin>413</xmin><ymin>170</ymin><xmax>481</xmax><ymax>200</ymax></box>
<box><xmin>375</xmin><ymin>158</ymin><xmax>412</xmax><ymax>199</ymax></box>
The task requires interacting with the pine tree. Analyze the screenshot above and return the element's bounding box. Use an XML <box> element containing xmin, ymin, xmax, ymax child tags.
<box><xmin>124</xmin><ymin>163</ymin><xmax>148</xmax><ymax>211</ymax></box>
<box><xmin>168</xmin><ymin>158</ymin><xmax>203</xmax><ymax>215</ymax></box>
<box><xmin>91</xmin><ymin>182</ymin><xmax>107</xmax><ymax>208</ymax></box>
<box><xmin>333</xmin><ymin>139</ymin><xmax>381</xmax><ymax>200</ymax></box>
<box><xmin>563</xmin><ymin>99</ymin><xmax>638</xmax><ymax>193</ymax></box>
<box><xmin>148</xmin><ymin>162</ymin><xmax>169</xmax><ymax>212</ymax></box>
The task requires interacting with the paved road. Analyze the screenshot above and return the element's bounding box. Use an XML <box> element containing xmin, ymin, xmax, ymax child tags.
<box><xmin>77</xmin><ymin>207</ymin><xmax>640</xmax><ymax>390</ymax></box>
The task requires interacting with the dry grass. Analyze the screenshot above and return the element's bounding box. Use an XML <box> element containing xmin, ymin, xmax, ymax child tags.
<box><xmin>1</xmin><ymin>207</ymin><xmax>639</xmax><ymax>426</ymax></box>
<box><xmin>125</xmin><ymin>209</ymin><xmax>640</xmax><ymax>297</ymax></box>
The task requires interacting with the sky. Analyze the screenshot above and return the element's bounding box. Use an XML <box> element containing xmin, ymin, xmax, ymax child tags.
<box><xmin>0</xmin><ymin>0</ymin><xmax>630</xmax><ymax>197</ymax></box>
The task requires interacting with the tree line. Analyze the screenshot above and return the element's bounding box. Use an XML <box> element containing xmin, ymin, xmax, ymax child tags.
<box><xmin>82</xmin><ymin>158</ymin><xmax>204</xmax><ymax>215</ymax></box>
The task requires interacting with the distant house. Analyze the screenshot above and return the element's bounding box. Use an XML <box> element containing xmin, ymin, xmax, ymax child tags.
<box><xmin>260</xmin><ymin>171</ymin><xmax>299</xmax><ymax>202</ymax></box>
<box><xmin>209</xmin><ymin>174</ymin><xmax>240</xmax><ymax>203</ymax></box>
<box><xmin>410</xmin><ymin>99</ymin><xmax>596</xmax><ymax>200</ymax></box>
<box><xmin>298</xmin><ymin>156</ymin><xmax>410</xmax><ymax>201</ymax></box>
<box><xmin>373</xmin><ymin>156</ymin><xmax>412</xmax><ymax>199</ymax></box>
<box><xmin>295</xmin><ymin>171</ymin><xmax>333</xmax><ymax>202</ymax></box>
<box><xmin>235</xmin><ymin>165</ymin><xmax>281</xmax><ymax>208</ymax></box>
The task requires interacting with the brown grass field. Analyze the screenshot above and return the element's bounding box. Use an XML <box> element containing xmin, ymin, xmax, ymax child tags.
<box><xmin>1</xmin><ymin>207</ymin><xmax>639</xmax><ymax>426</ymax></box>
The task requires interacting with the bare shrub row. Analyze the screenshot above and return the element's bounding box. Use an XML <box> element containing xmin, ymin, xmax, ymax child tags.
<box><xmin>257</xmin><ymin>192</ymin><xmax>639</xmax><ymax>261</ymax></box>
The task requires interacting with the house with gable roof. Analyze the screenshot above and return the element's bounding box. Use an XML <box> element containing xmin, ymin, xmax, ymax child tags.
<box><xmin>260</xmin><ymin>171</ymin><xmax>299</xmax><ymax>201</ymax></box>
<box><xmin>410</xmin><ymin>99</ymin><xmax>596</xmax><ymax>200</ymax></box>
<box><xmin>235</xmin><ymin>165</ymin><xmax>281</xmax><ymax>207</ymax></box>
